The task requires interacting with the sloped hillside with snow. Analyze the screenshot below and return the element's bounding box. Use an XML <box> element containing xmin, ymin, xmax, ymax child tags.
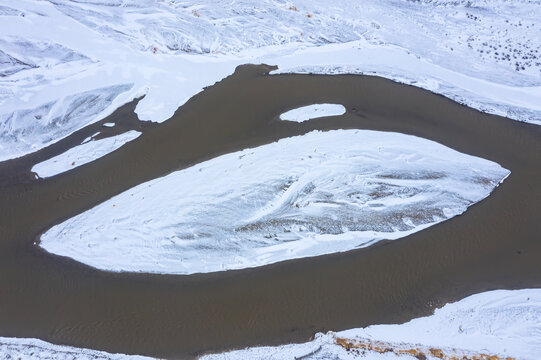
<box><xmin>1</xmin><ymin>0</ymin><xmax>540</xmax><ymax>161</ymax></box>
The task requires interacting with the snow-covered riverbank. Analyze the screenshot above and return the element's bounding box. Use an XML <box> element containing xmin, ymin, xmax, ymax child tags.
<box><xmin>2</xmin><ymin>289</ymin><xmax>539</xmax><ymax>360</ymax></box>
<box><xmin>202</xmin><ymin>289</ymin><xmax>541</xmax><ymax>360</ymax></box>
<box><xmin>1</xmin><ymin>0</ymin><xmax>540</xmax><ymax>161</ymax></box>
<box><xmin>0</xmin><ymin>337</ymin><xmax>153</xmax><ymax>360</ymax></box>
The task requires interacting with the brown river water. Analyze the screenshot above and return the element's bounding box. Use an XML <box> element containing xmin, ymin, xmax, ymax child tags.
<box><xmin>0</xmin><ymin>65</ymin><xmax>540</xmax><ymax>359</ymax></box>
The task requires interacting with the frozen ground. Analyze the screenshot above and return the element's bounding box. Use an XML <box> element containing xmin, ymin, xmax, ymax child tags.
<box><xmin>279</xmin><ymin>104</ymin><xmax>346</xmax><ymax>122</ymax></box>
<box><xmin>31</xmin><ymin>130</ymin><xmax>141</xmax><ymax>178</ymax></box>
<box><xmin>2</xmin><ymin>289</ymin><xmax>539</xmax><ymax>359</ymax></box>
<box><xmin>1</xmin><ymin>0</ymin><xmax>540</xmax><ymax>161</ymax></box>
<box><xmin>40</xmin><ymin>130</ymin><xmax>509</xmax><ymax>274</ymax></box>
<box><xmin>203</xmin><ymin>289</ymin><xmax>541</xmax><ymax>360</ymax></box>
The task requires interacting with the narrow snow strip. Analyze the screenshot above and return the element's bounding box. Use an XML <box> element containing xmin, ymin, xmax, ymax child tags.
<box><xmin>202</xmin><ymin>289</ymin><xmax>541</xmax><ymax>360</ymax></box>
<box><xmin>103</xmin><ymin>122</ymin><xmax>115</xmax><ymax>127</ymax></box>
<box><xmin>279</xmin><ymin>104</ymin><xmax>346</xmax><ymax>122</ymax></box>
<box><xmin>0</xmin><ymin>337</ymin><xmax>153</xmax><ymax>360</ymax></box>
<box><xmin>31</xmin><ymin>131</ymin><xmax>141</xmax><ymax>178</ymax></box>
<box><xmin>40</xmin><ymin>129</ymin><xmax>508</xmax><ymax>275</ymax></box>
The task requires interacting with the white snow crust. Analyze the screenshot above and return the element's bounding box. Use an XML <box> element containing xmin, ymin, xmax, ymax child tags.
<box><xmin>31</xmin><ymin>130</ymin><xmax>141</xmax><ymax>178</ymax></box>
<box><xmin>40</xmin><ymin>130</ymin><xmax>509</xmax><ymax>275</ymax></box>
<box><xmin>279</xmin><ymin>104</ymin><xmax>346</xmax><ymax>122</ymax></box>
<box><xmin>202</xmin><ymin>289</ymin><xmax>541</xmax><ymax>360</ymax></box>
<box><xmin>1</xmin><ymin>0</ymin><xmax>541</xmax><ymax>161</ymax></box>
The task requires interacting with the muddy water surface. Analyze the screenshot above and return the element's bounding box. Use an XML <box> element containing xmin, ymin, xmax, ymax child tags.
<box><xmin>0</xmin><ymin>65</ymin><xmax>540</xmax><ymax>359</ymax></box>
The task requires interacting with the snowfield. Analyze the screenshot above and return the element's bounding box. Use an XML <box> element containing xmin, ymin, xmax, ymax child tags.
<box><xmin>40</xmin><ymin>130</ymin><xmax>509</xmax><ymax>274</ymax></box>
<box><xmin>1</xmin><ymin>0</ymin><xmax>541</xmax><ymax>161</ymax></box>
<box><xmin>279</xmin><ymin>103</ymin><xmax>346</xmax><ymax>122</ymax></box>
<box><xmin>2</xmin><ymin>289</ymin><xmax>540</xmax><ymax>359</ymax></box>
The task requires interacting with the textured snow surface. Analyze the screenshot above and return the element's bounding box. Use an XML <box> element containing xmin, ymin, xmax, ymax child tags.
<box><xmin>203</xmin><ymin>289</ymin><xmax>541</xmax><ymax>360</ymax></box>
<box><xmin>0</xmin><ymin>337</ymin><xmax>152</xmax><ymax>360</ymax></box>
<box><xmin>0</xmin><ymin>35</ymin><xmax>89</xmax><ymax>77</ymax></box>
<box><xmin>2</xmin><ymin>289</ymin><xmax>539</xmax><ymax>359</ymax></box>
<box><xmin>279</xmin><ymin>104</ymin><xmax>346</xmax><ymax>122</ymax></box>
<box><xmin>0</xmin><ymin>84</ymin><xmax>133</xmax><ymax>161</ymax></box>
<box><xmin>32</xmin><ymin>130</ymin><xmax>141</xmax><ymax>178</ymax></box>
<box><xmin>40</xmin><ymin>130</ymin><xmax>509</xmax><ymax>274</ymax></box>
<box><xmin>1</xmin><ymin>0</ymin><xmax>541</xmax><ymax>161</ymax></box>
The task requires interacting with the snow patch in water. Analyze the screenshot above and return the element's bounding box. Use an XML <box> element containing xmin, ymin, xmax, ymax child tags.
<box><xmin>280</xmin><ymin>103</ymin><xmax>346</xmax><ymax>122</ymax></box>
<box><xmin>32</xmin><ymin>130</ymin><xmax>140</xmax><ymax>178</ymax></box>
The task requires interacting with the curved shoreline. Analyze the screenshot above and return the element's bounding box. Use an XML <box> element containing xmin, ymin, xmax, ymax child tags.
<box><xmin>0</xmin><ymin>65</ymin><xmax>540</xmax><ymax>359</ymax></box>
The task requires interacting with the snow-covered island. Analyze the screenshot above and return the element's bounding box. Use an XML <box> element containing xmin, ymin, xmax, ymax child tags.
<box><xmin>40</xmin><ymin>129</ymin><xmax>509</xmax><ymax>274</ymax></box>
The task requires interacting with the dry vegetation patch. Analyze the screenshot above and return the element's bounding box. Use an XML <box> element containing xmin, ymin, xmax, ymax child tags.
<box><xmin>334</xmin><ymin>336</ymin><xmax>515</xmax><ymax>360</ymax></box>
